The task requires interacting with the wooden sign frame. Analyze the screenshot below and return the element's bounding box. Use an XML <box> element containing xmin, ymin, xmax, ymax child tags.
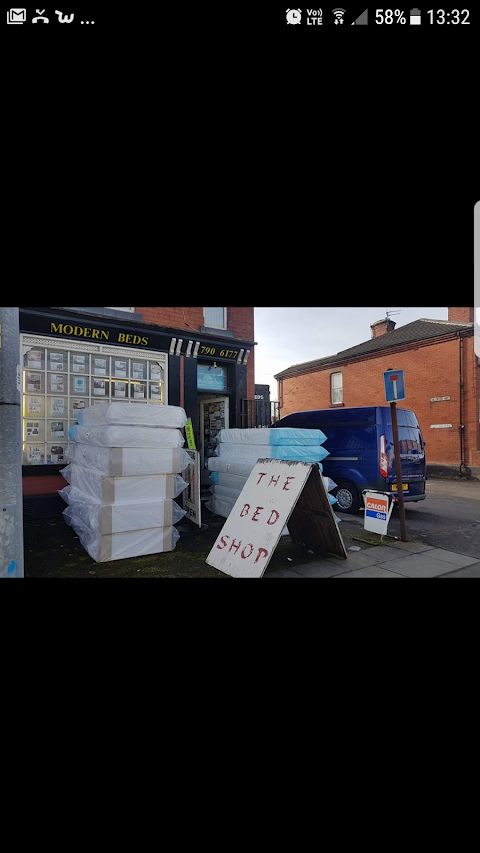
<box><xmin>206</xmin><ymin>460</ymin><xmax>346</xmax><ymax>578</ymax></box>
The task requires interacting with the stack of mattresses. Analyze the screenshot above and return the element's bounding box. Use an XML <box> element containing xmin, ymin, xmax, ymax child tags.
<box><xmin>205</xmin><ymin>428</ymin><xmax>336</xmax><ymax>524</ymax></box>
<box><xmin>59</xmin><ymin>402</ymin><xmax>191</xmax><ymax>562</ymax></box>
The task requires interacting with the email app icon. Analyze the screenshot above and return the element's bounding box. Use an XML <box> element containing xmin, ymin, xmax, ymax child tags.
<box><xmin>7</xmin><ymin>8</ymin><xmax>27</xmax><ymax>24</ymax></box>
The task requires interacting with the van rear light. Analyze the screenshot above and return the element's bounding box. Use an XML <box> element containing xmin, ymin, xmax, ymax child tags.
<box><xmin>380</xmin><ymin>434</ymin><xmax>388</xmax><ymax>478</ymax></box>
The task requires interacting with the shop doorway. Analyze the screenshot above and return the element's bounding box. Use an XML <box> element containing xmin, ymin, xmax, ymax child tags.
<box><xmin>199</xmin><ymin>396</ymin><xmax>229</xmax><ymax>485</ymax></box>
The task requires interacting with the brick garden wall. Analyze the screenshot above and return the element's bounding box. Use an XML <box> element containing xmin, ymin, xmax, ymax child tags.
<box><xmin>279</xmin><ymin>336</ymin><xmax>479</xmax><ymax>467</ymax></box>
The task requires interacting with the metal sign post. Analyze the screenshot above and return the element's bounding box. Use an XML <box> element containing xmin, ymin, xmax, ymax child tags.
<box><xmin>390</xmin><ymin>401</ymin><xmax>407</xmax><ymax>542</ymax></box>
<box><xmin>384</xmin><ymin>369</ymin><xmax>407</xmax><ymax>542</ymax></box>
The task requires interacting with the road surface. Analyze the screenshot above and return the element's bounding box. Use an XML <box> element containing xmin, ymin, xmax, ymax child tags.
<box><xmin>351</xmin><ymin>480</ymin><xmax>480</xmax><ymax>558</ymax></box>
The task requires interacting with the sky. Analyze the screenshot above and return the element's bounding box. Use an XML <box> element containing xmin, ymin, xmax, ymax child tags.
<box><xmin>254</xmin><ymin>307</ymin><xmax>449</xmax><ymax>401</ymax></box>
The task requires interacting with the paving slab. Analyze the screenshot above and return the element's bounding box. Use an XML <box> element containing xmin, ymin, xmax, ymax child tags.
<box><xmin>293</xmin><ymin>561</ymin><xmax>353</xmax><ymax>578</ymax></box>
<box><xmin>349</xmin><ymin>546</ymin><xmax>410</xmax><ymax>564</ymax></box>
<box><xmin>334</xmin><ymin>566</ymin><xmax>408</xmax><ymax>578</ymax></box>
<box><xmin>264</xmin><ymin>569</ymin><xmax>305</xmax><ymax>578</ymax></box>
<box><xmin>375</xmin><ymin>553</ymin><xmax>468</xmax><ymax>578</ymax></box>
<box><xmin>324</xmin><ymin>551</ymin><xmax>382</xmax><ymax>570</ymax></box>
<box><xmin>439</xmin><ymin>563</ymin><xmax>480</xmax><ymax>578</ymax></box>
<box><xmin>388</xmin><ymin>542</ymin><xmax>436</xmax><ymax>553</ymax></box>
<box><xmin>418</xmin><ymin>549</ymin><xmax>479</xmax><ymax>568</ymax></box>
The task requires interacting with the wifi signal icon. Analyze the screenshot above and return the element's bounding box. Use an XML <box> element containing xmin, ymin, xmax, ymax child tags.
<box><xmin>332</xmin><ymin>7</ymin><xmax>346</xmax><ymax>23</ymax></box>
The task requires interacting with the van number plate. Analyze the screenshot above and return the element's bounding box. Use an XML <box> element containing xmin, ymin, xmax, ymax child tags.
<box><xmin>391</xmin><ymin>484</ymin><xmax>408</xmax><ymax>491</ymax></box>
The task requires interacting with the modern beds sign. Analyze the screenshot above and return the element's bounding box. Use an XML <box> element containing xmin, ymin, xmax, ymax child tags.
<box><xmin>50</xmin><ymin>322</ymin><xmax>149</xmax><ymax>347</ymax></box>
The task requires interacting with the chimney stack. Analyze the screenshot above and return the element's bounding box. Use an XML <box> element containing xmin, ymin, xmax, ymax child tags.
<box><xmin>448</xmin><ymin>307</ymin><xmax>474</xmax><ymax>323</ymax></box>
<box><xmin>371</xmin><ymin>318</ymin><xmax>396</xmax><ymax>339</ymax></box>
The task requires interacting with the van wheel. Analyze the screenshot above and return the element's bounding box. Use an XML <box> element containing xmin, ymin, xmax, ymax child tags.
<box><xmin>334</xmin><ymin>480</ymin><xmax>360</xmax><ymax>514</ymax></box>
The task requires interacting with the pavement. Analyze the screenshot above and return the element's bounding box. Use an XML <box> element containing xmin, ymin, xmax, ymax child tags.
<box><xmin>265</xmin><ymin>536</ymin><xmax>480</xmax><ymax>578</ymax></box>
<box><xmin>266</xmin><ymin>478</ymin><xmax>480</xmax><ymax>577</ymax></box>
<box><xmin>22</xmin><ymin>478</ymin><xmax>479</xmax><ymax>578</ymax></box>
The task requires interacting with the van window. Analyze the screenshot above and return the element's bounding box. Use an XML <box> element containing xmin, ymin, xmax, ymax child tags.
<box><xmin>388</xmin><ymin>426</ymin><xmax>423</xmax><ymax>454</ymax></box>
<box><xmin>331</xmin><ymin>373</ymin><xmax>343</xmax><ymax>404</ymax></box>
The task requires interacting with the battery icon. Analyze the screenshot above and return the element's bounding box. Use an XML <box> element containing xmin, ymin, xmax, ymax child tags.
<box><xmin>410</xmin><ymin>8</ymin><xmax>421</xmax><ymax>24</ymax></box>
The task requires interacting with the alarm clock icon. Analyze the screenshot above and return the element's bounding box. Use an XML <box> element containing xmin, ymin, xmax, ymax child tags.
<box><xmin>286</xmin><ymin>9</ymin><xmax>302</xmax><ymax>24</ymax></box>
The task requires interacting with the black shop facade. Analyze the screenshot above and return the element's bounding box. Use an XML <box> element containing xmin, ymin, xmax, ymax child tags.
<box><xmin>20</xmin><ymin>307</ymin><xmax>256</xmax><ymax>497</ymax></box>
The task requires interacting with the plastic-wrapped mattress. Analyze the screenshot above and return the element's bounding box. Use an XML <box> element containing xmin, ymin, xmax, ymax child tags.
<box><xmin>214</xmin><ymin>427</ymin><xmax>327</xmax><ymax>446</ymax></box>
<box><xmin>66</xmin><ymin>444</ymin><xmax>192</xmax><ymax>476</ymax></box>
<box><xmin>60</xmin><ymin>485</ymin><xmax>186</xmax><ymax>532</ymax></box>
<box><xmin>207</xmin><ymin>456</ymin><xmax>324</xmax><ymax>476</ymax></box>
<box><xmin>69</xmin><ymin>424</ymin><xmax>184</xmax><ymax>447</ymax></box>
<box><xmin>63</xmin><ymin>510</ymin><xmax>180</xmax><ymax>562</ymax></box>
<box><xmin>77</xmin><ymin>402</ymin><xmax>187</xmax><ymax>428</ymax></box>
<box><xmin>60</xmin><ymin>464</ymin><xmax>187</xmax><ymax>504</ymax></box>
<box><xmin>214</xmin><ymin>443</ymin><xmax>329</xmax><ymax>463</ymax></box>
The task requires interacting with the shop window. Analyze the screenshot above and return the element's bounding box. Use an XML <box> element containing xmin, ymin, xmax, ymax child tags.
<box><xmin>204</xmin><ymin>308</ymin><xmax>227</xmax><ymax>329</ymax></box>
<box><xmin>331</xmin><ymin>372</ymin><xmax>343</xmax><ymax>404</ymax></box>
<box><xmin>21</xmin><ymin>336</ymin><xmax>167</xmax><ymax>465</ymax></box>
<box><xmin>197</xmin><ymin>364</ymin><xmax>227</xmax><ymax>391</ymax></box>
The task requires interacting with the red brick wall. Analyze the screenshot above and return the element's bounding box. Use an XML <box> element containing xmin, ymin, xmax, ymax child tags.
<box><xmin>137</xmin><ymin>307</ymin><xmax>205</xmax><ymax>329</ymax></box>
<box><xmin>279</xmin><ymin>336</ymin><xmax>479</xmax><ymax>467</ymax></box>
<box><xmin>137</xmin><ymin>307</ymin><xmax>255</xmax><ymax>401</ymax></box>
<box><xmin>448</xmin><ymin>307</ymin><xmax>474</xmax><ymax>323</ymax></box>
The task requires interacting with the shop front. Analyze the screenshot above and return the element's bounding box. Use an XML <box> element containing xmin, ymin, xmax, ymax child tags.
<box><xmin>20</xmin><ymin>308</ymin><xmax>255</xmax><ymax>500</ymax></box>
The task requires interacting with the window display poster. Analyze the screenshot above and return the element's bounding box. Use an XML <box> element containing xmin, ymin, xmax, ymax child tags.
<box><xmin>151</xmin><ymin>384</ymin><xmax>161</xmax><ymax>400</ymax></box>
<box><xmin>28</xmin><ymin>396</ymin><xmax>42</xmax><ymax>415</ymax></box>
<box><xmin>73</xmin><ymin>399</ymin><xmax>86</xmax><ymax>411</ymax></box>
<box><xmin>26</xmin><ymin>421</ymin><xmax>40</xmax><ymax>438</ymax></box>
<box><xmin>94</xmin><ymin>358</ymin><xmax>107</xmax><ymax>376</ymax></box>
<box><xmin>50</xmin><ymin>352</ymin><xmax>64</xmax><ymax>372</ymax></box>
<box><xmin>94</xmin><ymin>379</ymin><xmax>106</xmax><ymax>396</ymax></box>
<box><xmin>51</xmin><ymin>421</ymin><xmax>65</xmax><ymax>438</ymax></box>
<box><xmin>27</xmin><ymin>351</ymin><xmax>42</xmax><ymax>370</ymax></box>
<box><xmin>27</xmin><ymin>445</ymin><xmax>44</xmax><ymax>464</ymax></box>
<box><xmin>48</xmin><ymin>446</ymin><xmax>65</xmax><ymax>464</ymax></box>
<box><xmin>151</xmin><ymin>364</ymin><xmax>163</xmax><ymax>381</ymax></box>
<box><xmin>51</xmin><ymin>398</ymin><xmax>65</xmax><ymax>416</ymax></box>
<box><xmin>27</xmin><ymin>372</ymin><xmax>42</xmax><ymax>392</ymax></box>
<box><xmin>134</xmin><ymin>383</ymin><xmax>145</xmax><ymax>399</ymax></box>
<box><xmin>114</xmin><ymin>382</ymin><xmax>126</xmax><ymax>398</ymax></box>
<box><xmin>51</xmin><ymin>374</ymin><xmax>65</xmax><ymax>393</ymax></box>
<box><xmin>115</xmin><ymin>360</ymin><xmax>127</xmax><ymax>378</ymax></box>
<box><xmin>132</xmin><ymin>362</ymin><xmax>144</xmax><ymax>380</ymax></box>
<box><xmin>73</xmin><ymin>355</ymin><xmax>87</xmax><ymax>374</ymax></box>
<box><xmin>74</xmin><ymin>377</ymin><xmax>87</xmax><ymax>394</ymax></box>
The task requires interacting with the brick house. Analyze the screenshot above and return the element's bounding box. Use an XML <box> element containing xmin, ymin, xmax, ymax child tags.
<box><xmin>20</xmin><ymin>306</ymin><xmax>256</xmax><ymax>501</ymax></box>
<box><xmin>275</xmin><ymin>308</ymin><xmax>479</xmax><ymax>478</ymax></box>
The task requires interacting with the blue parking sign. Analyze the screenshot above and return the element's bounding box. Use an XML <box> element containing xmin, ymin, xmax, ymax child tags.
<box><xmin>384</xmin><ymin>369</ymin><xmax>405</xmax><ymax>403</ymax></box>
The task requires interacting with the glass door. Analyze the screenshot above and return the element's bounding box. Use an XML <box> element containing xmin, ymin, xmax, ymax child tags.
<box><xmin>200</xmin><ymin>396</ymin><xmax>229</xmax><ymax>485</ymax></box>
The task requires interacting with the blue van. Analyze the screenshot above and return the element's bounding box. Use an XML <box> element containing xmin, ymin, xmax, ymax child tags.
<box><xmin>274</xmin><ymin>406</ymin><xmax>426</xmax><ymax>513</ymax></box>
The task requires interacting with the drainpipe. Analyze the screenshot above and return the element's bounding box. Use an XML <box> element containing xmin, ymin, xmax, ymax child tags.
<box><xmin>457</xmin><ymin>332</ymin><xmax>469</xmax><ymax>478</ymax></box>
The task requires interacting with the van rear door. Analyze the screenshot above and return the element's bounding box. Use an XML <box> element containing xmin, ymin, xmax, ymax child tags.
<box><xmin>384</xmin><ymin>412</ymin><xmax>425</xmax><ymax>497</ymax></box>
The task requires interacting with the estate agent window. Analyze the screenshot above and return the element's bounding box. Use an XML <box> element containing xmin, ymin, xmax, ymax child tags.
<box><xmin>204</xmin><ymin>307</ymin><xmax>227</xmax><ymax>329</ymax></box>
<box><xmin>331</xmin><ymin>372</ymin><xmax>343</xmax><ymax>404</ymax></box>
<box><xmin>21</xmin><ymin>334</ymin><xmax>167</xmax><ymax>465</ymax></box>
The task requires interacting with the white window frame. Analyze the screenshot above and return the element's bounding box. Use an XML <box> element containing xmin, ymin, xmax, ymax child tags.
<box><xmin>331</xmin><ymin>372</ymin><xmax>343</xmax><ymax>405</ymax></box>
<box><xmin>204</xmin><ymin>307</ymin><xmax>227</xmax><ymax>329</ymax></box>
<box><xmin>21</xmin><ymin>333</ymin><xmax>168</xmax><ymax>466</ymax></box>
<box><xmin>106</xmin><ymin>307</ymin><xmax>135</xmax><ymax>313</ymax></box>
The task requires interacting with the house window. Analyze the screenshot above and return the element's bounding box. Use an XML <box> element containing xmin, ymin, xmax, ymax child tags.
<box><xmin>204</xmin><ymin>308</ymin><xmax>227</xmax><ymax>329</ymax></box>
<box><xmin>106</xmin><ymin>307</ymin><xmax>135</xmax><ymax>312</ymax></box>
<box><xmin>331</xmin><ymin>372</ymin><xmax>343</xmax><ymax>404</ymax></box>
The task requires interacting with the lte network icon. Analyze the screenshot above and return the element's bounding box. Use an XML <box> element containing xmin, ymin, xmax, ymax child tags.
<box><xmin>286</xmin><ymin>9</ymin><xmax>302</xmax><ymax>24</ymax></box>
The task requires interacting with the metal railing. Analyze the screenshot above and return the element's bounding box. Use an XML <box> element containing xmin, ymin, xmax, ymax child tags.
<box><xmin>241</xmin><ymin>399</ymin><xmax>280</xmax><ymax>429</ymax></box>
